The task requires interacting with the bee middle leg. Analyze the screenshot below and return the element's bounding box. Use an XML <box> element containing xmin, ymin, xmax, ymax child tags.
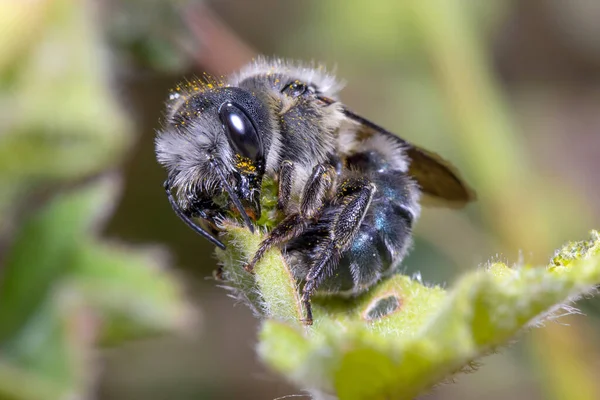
<box><xmin>244</xmin><ymin>161</ymin><xmax>336</xmax><ymax>272</ymax></box>
<box><xmin>301</xmin><ymin>178</ymin><xmax>376</xmax><ymax>325</ymax></box>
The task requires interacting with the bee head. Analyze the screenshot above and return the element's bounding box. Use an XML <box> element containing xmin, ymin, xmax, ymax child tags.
<box><xmin>156</xmin><ymin>59</ymin><xmax>346</xmax><ymax>232</ymax></box>
<box><xmin>156</xmin><ymin>83</ymin><xmax>275</xmax><ymax>225</ymax></box>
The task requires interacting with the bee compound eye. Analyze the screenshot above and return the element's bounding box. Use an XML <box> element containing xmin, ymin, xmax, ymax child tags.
<box><xmin>218</xmin><ymin>102</ymin><xmax>263</xmax><ymax>162</ymax></box>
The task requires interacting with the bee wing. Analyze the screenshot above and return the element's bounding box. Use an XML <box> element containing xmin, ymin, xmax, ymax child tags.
<box><xmin>403</xmin><ymin>145</ymin><xmax>476</xmax><ymax>207</ymax></box>
<box><xmin>340</xmin><ymin>105</ymin><xmax>476</xmax><ymax>208</ymax></box>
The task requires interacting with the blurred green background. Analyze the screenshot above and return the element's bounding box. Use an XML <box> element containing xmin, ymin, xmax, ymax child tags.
<box><xmin>2</xmin><ymin>0</ymin><xmax>600</xmax><ymax>399</ymax></box>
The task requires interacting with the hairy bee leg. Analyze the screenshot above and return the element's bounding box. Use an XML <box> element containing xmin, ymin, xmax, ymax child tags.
<box><xmin>244</xmin><ymin>213</ymin><xmax>305</xmax><ymax>272</ymax></box>
<box><xmin>300</xmin><ymin>241</ymin><xmax>337</xmax><ymax>325</ymax></box>
<box><xmin>244</xmin><ymin>163</ymin><xmax>336</xmax><ymax>272</ymax></box>
<box><xmin>300</xmin><ymin>164</ymin><xmax>336</xmax><ymax>218</ymax></box>
<box><xmin>277</xmin><ymin>160</ymin><xmax>294</xmax><ymax>212</ymax></box>
<box><xmin>301</xmin><ymin>180</ymin><xmax>376</xmax><ymax>325</ymax></box>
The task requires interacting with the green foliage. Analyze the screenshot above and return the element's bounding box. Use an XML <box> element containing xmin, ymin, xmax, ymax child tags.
<box><xmin>0</xmin><ymin>180</ymin><xmax>190</xmax><ymax>400</ymax></box>
<box><xmin>219</xmin><ymin>226</ymin><xmax>600</xmax><ymax>400</ymax></box>
<box><xmin>0</xmin><ymin>1</ymin><xmax>189</xmax><ymax>399</ymax></box>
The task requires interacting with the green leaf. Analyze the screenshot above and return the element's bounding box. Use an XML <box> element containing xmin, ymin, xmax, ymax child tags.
<box><xmin>0</xmin><ymin>0</ymin><xmax>131</xmax><ymax>225</ymax></box>
<box><xmin>70</xmin><ymin>241</ymin><xmax>192</xmax><ymax>344</ymax></box>
<box><xmin>0</xmin><ymin>179</ymin><xmax>190</xmax><ymax>400</ymax></box>
<box><xmin>0</xmin><ymin>177</ymin><xmax>116</xmax><ymax>343</ymax></box>
<box><xmin>218</xmin><ymin>226</ymin><xmax>600</xmax><ymax>400</ymax></box>
<box><xmin>216</xmin><ymin>222</ymin><xmax>303</xmax><ymax>322</ymax></box>
<box><xmin>0</xmin><ymin>1</ymin><xmax>190</xmax><ymax>399</ymax></box>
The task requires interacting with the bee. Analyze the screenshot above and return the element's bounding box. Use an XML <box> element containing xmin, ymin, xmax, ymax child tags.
<box><xmin>155</xmin><ymin>58</ymin><xmax>475</xmax><ymax>325</ymax></box>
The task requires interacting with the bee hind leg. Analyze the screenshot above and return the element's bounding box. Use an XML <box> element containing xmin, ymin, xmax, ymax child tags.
<box><xmin>244</xmin><ymin>162</ymin><xmax>336</xmax><ymax>272</ymax></box>
<box><xmin>300</xmin><ymin>241</ymin><xmax>337</xmax><ymax>325</ymax></box>
<box><xmin>300</xmin><ymin>179</ymin><xmax>376</xmax><ymax>325</ymax></box>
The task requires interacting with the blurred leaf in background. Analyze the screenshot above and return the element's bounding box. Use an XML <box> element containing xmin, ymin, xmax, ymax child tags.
<box><xmin>0</xmin><ymin>1</ymin><xmax>191</xmax><ymax>399</ymax></box>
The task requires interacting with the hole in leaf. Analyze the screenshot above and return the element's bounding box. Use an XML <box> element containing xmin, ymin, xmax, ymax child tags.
<box><xmin>363</xmin><ymin>295</ymin><xmax>402</xmax><ymax>321</ymax></box>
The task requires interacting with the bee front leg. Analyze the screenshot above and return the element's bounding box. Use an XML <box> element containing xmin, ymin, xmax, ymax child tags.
<box><xmin>244</xmin><ymin>162</ymin><xmax>336</xmax><ymax>272</ymax></box>
<box><xmin>277</xmin><ymin>160</ymin><xmax>294</xmax><ymax>213</ymax></box>
<box><xmin>301</xmin><ymin>179</ymin><xmax>376</xmax><ymax>325</ymax></box>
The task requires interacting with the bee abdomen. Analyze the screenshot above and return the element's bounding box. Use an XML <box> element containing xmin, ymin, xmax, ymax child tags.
<box><xmin>318</xmin><ymin>194</ymin><xmax>415</xmax><ymax>294</ymax></box>
<box><xmin>284</xmin><ymin>151</ymin><xmax>420</xmax><ymax>295</ymax></box>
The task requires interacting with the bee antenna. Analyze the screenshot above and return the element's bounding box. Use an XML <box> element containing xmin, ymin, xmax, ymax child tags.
<box><xmin>164</xmin><ymin>179</ymin><xmax>226</xmax><ymax>249</ymax></box>
<box><xmin>214</xmin><ymin>166</ymin><xmax>255</xmax><ymax>234</ymax></box>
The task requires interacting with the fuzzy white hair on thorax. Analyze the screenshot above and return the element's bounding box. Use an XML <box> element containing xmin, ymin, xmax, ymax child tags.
<box><xmin>360</xmin><ymin>131</ymin><xmax>410</xmax><ymax>172</ymax></box>
<box><xmin>337</xmin><ymin>120</ymin><xmax>359</xmax><ymax>155</ymax></box>
<box><xmin>230</xmin><ymin>56</ymin><xmax>345</xmax><ymax>98</ymax></box>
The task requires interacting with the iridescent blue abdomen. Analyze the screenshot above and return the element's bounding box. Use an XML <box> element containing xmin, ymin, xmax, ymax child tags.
<box><xmin>286</xmin><ymin>150</ymin><xmax>419</xmax><ymax>294</ymax></box>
